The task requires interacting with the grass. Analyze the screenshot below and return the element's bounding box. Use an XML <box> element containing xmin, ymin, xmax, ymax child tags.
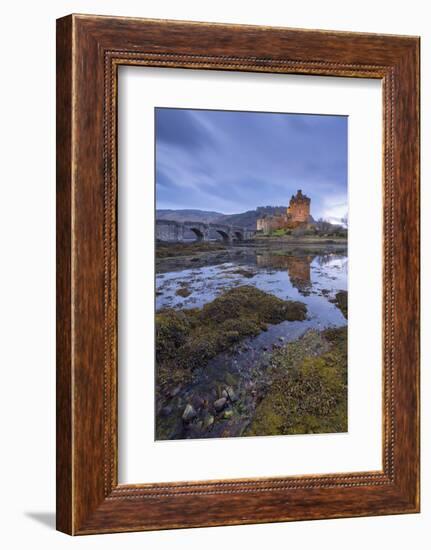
<box><xmin>271</xmin><ymin>228</ymin><xmax>291</xmax><ymax>237</ymax></box>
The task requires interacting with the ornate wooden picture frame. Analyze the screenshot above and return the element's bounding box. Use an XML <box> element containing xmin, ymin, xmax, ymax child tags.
<box><xmin>56</xmin><ymin>14</ymin><xmax>420</xmax><ymax>534</ymax></box>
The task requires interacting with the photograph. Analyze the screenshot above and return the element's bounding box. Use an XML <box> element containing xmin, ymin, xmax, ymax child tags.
<box><xmin>0</xmin><ymin>1</ymin><xmax>424</xmax><ymax>544</ymax></box>
<box><xmin>155</xmin><ymin>107</ymin><xmax>349</xmax><ymax>440</ymax></box>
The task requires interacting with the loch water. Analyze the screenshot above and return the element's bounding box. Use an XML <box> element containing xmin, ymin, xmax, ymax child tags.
<box><xmin>156</xmin><ymin>243</ymin><xmax>347</xmax><ymax>329</ymax></box>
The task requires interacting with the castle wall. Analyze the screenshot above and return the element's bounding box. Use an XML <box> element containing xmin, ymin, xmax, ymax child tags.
<box><xmin>257</xmin><ymin>215</ymin><xmax>287</xmax><ymax>234</ymax></box>
<box><xmin>288</xmin><ymin>190</ymin><xmax>310</xmax><ymax>224</ymax></box>
<box><xmin>256</xmin><ymin>190</ymin><xmax>311</xmax><ymax>233</ymax></box>
<box><xmin>289</xmin><ymin>201</ymin><xmax>310</xmax><ymax>223</ymax></box>
<box><xmin>256</xmin><ymin>218</ymin><xmax>266</xmax><ymax>232</ymax></box>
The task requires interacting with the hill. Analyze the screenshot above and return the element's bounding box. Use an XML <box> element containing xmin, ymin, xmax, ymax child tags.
<box><xmin>156</xmin><ymin>206</ymin><xmax>288</xmax><ymax>229</ymax></box>
<box><xmin>218</xmin><ymin>206</ymin><xmax>287</xmax><ymax>228</ymax></box>
<box><xmin>156</xmin><ymin>209</ymin><xmax>223</xmax><ymax>224</ymax></box>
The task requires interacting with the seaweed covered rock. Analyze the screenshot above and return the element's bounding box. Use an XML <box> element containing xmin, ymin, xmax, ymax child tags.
<box><xmin>245</xmin><ymin>327</ymin><xmax>347</xmax><ymax>436</ymax></box>
<box><xmin>331</xmin><ymin>290</ymin><xmax>348</xmax><ymax>319</ymax></box>
<box><xmin>175</xmin><ymin>286</ymin><xmax>192</xmax><ymax>298</ymax></box>
<box><xmin>155</xmin><ymin>309</ymin><xmax>192</xmax><ymax>362</ymax></box>
<box><xmin>200</xmin><ymin>285</ymin><xmax>306</xmax><ymax>325</ymax></box>
<box><xmin>155</xmin><ymin>286</ymin><xmax>307</xmax><ymax>395</ymax></box>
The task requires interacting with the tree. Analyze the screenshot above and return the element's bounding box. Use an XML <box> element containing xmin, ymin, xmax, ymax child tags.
<box><xmin>315</xmin><ymin>218</ymin><xmax>333</xmax><ymax>233</ymax></box>
<box><xmin>341</xmin><ymin>213</ymin><xmax>348</xmax><ymax>228</ymax></box>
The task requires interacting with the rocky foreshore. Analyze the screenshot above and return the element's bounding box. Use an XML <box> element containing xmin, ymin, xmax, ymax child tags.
<box><xmin>155</xmin><ymin>285</ymin><xmax>348</xmax><ymax>440</ymax></box>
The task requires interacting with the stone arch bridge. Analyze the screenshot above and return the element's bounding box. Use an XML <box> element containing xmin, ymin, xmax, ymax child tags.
<box><xmin>156</xmin><ymin>219</ymin><xmax>255</xmax><ymax>243</ymax></box>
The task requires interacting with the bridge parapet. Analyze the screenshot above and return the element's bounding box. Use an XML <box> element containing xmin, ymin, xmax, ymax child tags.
<box><xmin>156</xmin><ymin>219</ymin><xmax>256</xmax><ymax>243</ymax></box>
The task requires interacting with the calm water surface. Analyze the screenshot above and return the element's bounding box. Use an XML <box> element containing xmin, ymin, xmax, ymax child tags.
<box><xmin>156</xmin><ymin>244</ymin><xmax>347</xmax><ymax>331</ymax></box>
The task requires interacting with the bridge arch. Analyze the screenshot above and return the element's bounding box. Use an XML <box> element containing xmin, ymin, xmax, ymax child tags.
<box><xmin>215</xmin><ymin>229</ymin><xmax>230</xmax><ymax>243</ymax></box>
<box><xmin>189</xmin><ymin>227</ymin><xmax>205</xmax><ymax>241</ymax></box>
<box><xmin>233</xmin><ymin>230</ymin><xmax>243</xmax><ymax>241</ymax></box>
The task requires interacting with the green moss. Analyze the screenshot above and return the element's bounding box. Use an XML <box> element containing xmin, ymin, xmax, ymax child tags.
<box><xmin>155</xmin><ymin>286</ymin><xmax>307</xmax><ymax>395</ymax></box>
<box><xmin>245</xmin><ymin>327</ymin><xmax>347</xmax><ymax>436</ymax></box>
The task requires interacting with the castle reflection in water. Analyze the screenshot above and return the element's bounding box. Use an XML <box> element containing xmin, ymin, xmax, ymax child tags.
<box><xmin>256</xmin><ymin>252</ymin><xmax>342</xmax><ymax>295</ymax></box>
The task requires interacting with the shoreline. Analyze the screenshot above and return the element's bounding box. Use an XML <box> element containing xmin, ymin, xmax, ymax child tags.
<box><xmin>155</xmin><ymin>240</ymin><xmax>347</xmax><ymax>275</ymax></box>
<box><xmin>254</xmin><ymin>236</ymin><xmax>347</xmax><ymax>245</ymax></box>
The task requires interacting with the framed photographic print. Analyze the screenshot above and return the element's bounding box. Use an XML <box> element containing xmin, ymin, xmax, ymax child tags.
<box><xmin>56</xmin><ymin>14</ymin><xmax>420</xmax><ymax>534</ymax></box>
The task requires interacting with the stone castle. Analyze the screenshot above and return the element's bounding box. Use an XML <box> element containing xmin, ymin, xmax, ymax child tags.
<box><xmin>256</xmin><ymin>190</ymin><xmax>311</xmax><ymax>234</ymax></box>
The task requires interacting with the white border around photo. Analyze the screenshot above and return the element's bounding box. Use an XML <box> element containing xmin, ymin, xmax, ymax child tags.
<box><xmin>117</xmin><ymin>66</ymin><xmax>382</xmax><ymax>485</ymax></box>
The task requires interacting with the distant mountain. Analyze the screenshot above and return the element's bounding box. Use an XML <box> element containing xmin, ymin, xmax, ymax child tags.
<box><xmin>219</xmin><ymin>206</ymin><xmax>288</xmax><ymax>228</ymax></box>
<box><xmin>156</xmin><ymin>206</ymin><xmax>289</xmax><ymax>229</ymax></box>
<box><xmin>156</xmin><ymin>209</ymin><xmax>223</xmax><ymax>224</ymax></box>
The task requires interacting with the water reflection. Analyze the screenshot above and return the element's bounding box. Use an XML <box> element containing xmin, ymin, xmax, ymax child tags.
<box><xmin>256</xmin><ymin>252</ymin><xmax>314</xmax><ymax>295</ymax></box>
<box><xmin>156</xmin><ymin>244</ymin><xmax>347</xmax><ymax>331</ymax></box>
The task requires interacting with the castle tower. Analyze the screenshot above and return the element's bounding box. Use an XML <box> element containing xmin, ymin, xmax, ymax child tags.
<box><xmin>287</xmin><ymin>189</ymin><xmax>311</xmax><ymax>224</ymax></box>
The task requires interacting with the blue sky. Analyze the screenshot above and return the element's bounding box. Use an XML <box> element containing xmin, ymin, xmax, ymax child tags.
<box><xmin>155</xmin><ymin>108</ymin><xmax>348</xmax><ymax>223</ymax></box>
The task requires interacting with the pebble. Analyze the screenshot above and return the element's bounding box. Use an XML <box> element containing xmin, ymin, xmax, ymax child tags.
<box><xmin>223</xmin><ymin>409</ymin><xmax>234</xmax><ymax>419</ymax></box>
<box><xmin>182</xmin><ymin>404</ymin><xmax>197</xmax><ymax>422</ymax></box>
<box><xmin>191</xmin><ymin>395</ymin><xmax>205</xmax><ymax>409</ymax></box>
<box><xmin>203</xmin><ymin>414</ymin><xmax>214</xmax><ymax>429</ymax></box>
<box><xmin>226</xmin><ymin>386</ymin><xmax>238</xmax><ymax>402</ymax></box>
<box><xmin>214</xmin><ymin>397</ymin><xmax>227</xmax><ymax>412</ymax></box>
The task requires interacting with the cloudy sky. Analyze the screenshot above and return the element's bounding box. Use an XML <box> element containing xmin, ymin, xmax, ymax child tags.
<box><xmin>155</xmin><ymin>107</ymin><xmax>348</xmax><ymax>223</ymax></box>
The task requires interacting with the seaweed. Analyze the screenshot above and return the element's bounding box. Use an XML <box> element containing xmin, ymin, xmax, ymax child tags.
<box><xmin>245</xmin><ymin>327</ymin><xmax>347</xmax><ymax>436</ymax></box>
<box><xmin>155</xmin><ymin>286</ymin><xmax>307</xmax><ymax>396</ymax></box>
